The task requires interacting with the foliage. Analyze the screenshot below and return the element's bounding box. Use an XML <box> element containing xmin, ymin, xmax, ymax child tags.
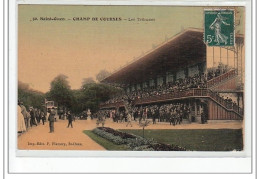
<box><xmin>49</xmin><ymin>74</ymin><xmax>73</xmax><ymax>108</ymax></box>
<box><xmin>127</xmin><ymin>137</ymin><xmax>155</xmax><ymax>150</ymax></box>
<box><xmin>171</xmin><ymin>145</ymin><xmax>187</xmax><ymax>151</ymax></box>
<box><xmin>92</xmin><ymin>127</ymin><xmax>185</xmax><ymax>151</ymax></box>
<box><xmin>82</xmin><ymin>77</ymin><xmax>96</xmax><ymax>85</ymax></box>
<box><xmin>45</xmin><ymin>74</ymin><xmax>122</xmax><ymax>115</ymax></box>
<box><xmin>130</xmin><ymin>143</ymin><xmax>186</xmax><ymax>151</ymax></box>
<box><xmin>148</xmin><ymin>143</ymin><xmax>186</xmax><ymax>151</ymax></box>
<box><xmin>20</xmin><ymin>72</ymin><xmax>123</xmax><ymax>115</ymax></box>
<box><xmin>96</xmin><ymin>69</ymin><xmax>111</xmax><ymax>82</ymax></box>
<box><xmin>139</xmin><ymin>120</ymin><xmax>151</xmax><ymax>128</ymax></box>
<box><xmin>96</xmin><ymin>118</ymin><xmax>105</xmax><ymax>127</ymax></box>
<box><xmin>18</xmin><ymin>81</ymin><xmax>45</xmax><ymax>109</ymax></box>
<box><xmin>92</xmin><ymin>128</ymin><xmax>126</xmax><ymax>145</ymax></box>
<box><xmin>80</xmin><ymin>83</ymin><xmax>123</xmax><ymax>113</ymax></box>
<box><xmin>92</xmin><ymin>127</ymin><xmax>153</xmax><ymax>148</ymax></box>
<box><xmin>138</xmin><ymin>120</ymin><xmax>151</xmax><ymax>138</ymax></box>
<box><xmin>83</xmin><ymin>130</ymin><xmax>129</xmax><ymax>151</ymax></box>
<box><xmin>69</xmin><ymin>89</ymin><xmax>85</xmax><ymax>114</ymax></box>
<box><xmin>97</xmin><ymin>127</ymin><xmax>136</xmax><ymax>139</ymax></box>
<box><xmin>132</xmin><ymin>145</ymin><xmax>154</xmax><ymax>151</ymax></box>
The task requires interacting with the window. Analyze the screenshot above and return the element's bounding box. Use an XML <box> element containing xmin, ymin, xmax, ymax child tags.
<box><xmin>142</xmin><ymin>81</ymin><xmax>147</xmax><ymax>88</ymax></box>
<box><xmin>149</xmin><ymin>79</ymin><xmax>154</xmax><ymax>87</ymax></box>
<box><xmin>176</xmin><ymin>70</ymin><xmax>185</xmax><ymax>79</ymax></box>
<box><xmin>157</xmin><ymin>76</ymin><xmax>163</xmax><ymax>86</ymax></box>
<box><xmin>166</xmin><ymin>72</ymin><xmax>173</xmax><ymax>83</ymax></box>
<box><xmin>188</xmin><ymin>65</ymin><xmax>199</xmax><ymax>77</ymax></box>
<box><xmin>136</xmin><ymin>84</ymin><xmax>141</xmax><ymax>90</ymax></box>
<box><xmin>131</xmin><ymin>85</ymin><xmax>135</xmax><ymax>91</ymax></box>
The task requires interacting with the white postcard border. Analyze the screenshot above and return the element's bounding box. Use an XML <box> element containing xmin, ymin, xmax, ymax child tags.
<box><xmin>7</xmin><ymin>0</ymin><xmax>254</xmax><ymax>174</ymax></box>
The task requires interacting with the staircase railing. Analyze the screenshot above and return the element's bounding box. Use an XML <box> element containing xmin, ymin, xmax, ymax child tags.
<box><xmin>206</xmin><ymin>89</ymin><xmax>243</xmax><ymax>115</ymax></box>
<box><xmin>207</xmin><ymin>69</ymin><xmax>237</xmax><ymax>88</ymax></box>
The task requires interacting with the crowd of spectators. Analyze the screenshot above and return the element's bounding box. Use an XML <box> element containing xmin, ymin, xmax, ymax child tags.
<box><xmin>103</xmin><ymin>64</ymin><xmax>234</xmax><ymax>106</ymax></box>
<box><xmin>207</xmin><ymin>64</ymin><xmax>230</xmax><ymax>81</ymax></box>
<box><xmin>99</xmin><ymin>64</ymin><xmax>240</xmax><ymax>124</ymax></box>
<box><xmin>17</xmin><ymin>101</ymin><xmax>47</xmax><ymax>134</ymax></box>
<box><xmin>100</xmin><ymin>101</ymin><xmax>198</xmax><ymax>125</ymax></box>
<box><xmin>223</xmin><ymin>96</ymin><xmax>240</xmax><ymax>112</ymax></box>
<box><xmin>104</xmin><ymin>73</ymin><xmax>207</xmax><ymax>105</ymax></box>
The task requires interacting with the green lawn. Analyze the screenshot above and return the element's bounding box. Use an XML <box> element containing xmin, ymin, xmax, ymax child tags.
<box><xmin>83</xmin><ymin>130</ymin><xmax>129</xmax><ymax>151</ymax></box>
<box><xmin>120</xmin><ymin>129</ymin><xmax>243</xmax><ymax>151</ymax></box>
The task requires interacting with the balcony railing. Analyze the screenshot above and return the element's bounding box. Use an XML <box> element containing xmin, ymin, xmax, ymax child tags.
<box><xmin>100</xmin><ymin>88</ymin><xmax>243</xmax><ymax>116</ymax></box>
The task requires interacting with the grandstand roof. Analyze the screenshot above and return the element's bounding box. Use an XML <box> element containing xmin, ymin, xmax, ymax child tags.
<box><xmin>102</xmin><ymin>28</ymin><xmax>244</xmax><ymax>85</ymax></box>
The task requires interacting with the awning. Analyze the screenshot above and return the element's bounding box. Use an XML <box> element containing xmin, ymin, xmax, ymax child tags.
<box><xmin>102</xmin><ymin>28</ymin><xmax>243</xmax><ymax>85</ymax></box>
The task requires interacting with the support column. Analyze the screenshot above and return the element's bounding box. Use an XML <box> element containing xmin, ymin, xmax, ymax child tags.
<box><xmin>241</xmin><ymin>93</ymin><xmax>244</xmax><ymax>110</ymax></box>
<box><xmin>227</xmin><ymin>48</ymin><xmax>229</xmax><ymax>67</ymax></box>
<box><xmin>241</xmin><ymin>44</ymin><xmax>244</xmax><ymax>85</ymax></box>
<box><xmin>195</xmin><ymin>99</ymin><xmax>202</xmax><ymax>123</ymax></box>
<box><xmin>154</xmin><ymin>77</ymin><xmax>157</xmax><ymax>87</ymax></box>
<box><xmin>236</xmin><ymin>47</ymin><xmax>239</xmax><ymax>73</ymax></box>
<box><xmin>234</xmin><ymin>48</ymin><xmax>236</xmax><ymax>68</ymax></box>
<box><xmin>213</xmin><ymin>47</ymin><xmax>215</xmax><ymax>67</ymax></box>
<box><xmin>220</xmin><ymin>47</ymin><xmax>222</xmax><ymax>64</ymax></box>
<box><xmin>163</xmin><ymin>75</ymin><xmax>167</xmax><ymax>85</ymax></box>
<box><xmin>237</xmin><ymin>93</ymin><xmax>240</xmax><ymax>108</ymax></box>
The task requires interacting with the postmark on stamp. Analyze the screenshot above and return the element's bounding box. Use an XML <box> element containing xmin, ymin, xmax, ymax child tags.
<box><xmin>204</xmin><ymin>9</ymin><xmax>235</xmax><ymax>46</ymax></box>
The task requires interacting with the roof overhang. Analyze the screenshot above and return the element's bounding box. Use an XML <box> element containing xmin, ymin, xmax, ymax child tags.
<box><xmin>102</xmin><ymin>28</ymin><xmax>244</xmax><ymax>85</ymax></box>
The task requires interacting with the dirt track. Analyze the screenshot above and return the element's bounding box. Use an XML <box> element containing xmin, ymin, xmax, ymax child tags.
<box><xmin>18</xmin><ymin>118</ymin><xmax>243</xmax><ymax>150</ymax></box>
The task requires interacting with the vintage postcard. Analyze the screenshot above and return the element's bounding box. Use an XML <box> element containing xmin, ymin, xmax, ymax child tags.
<box><xmin>17</xmin><ymin>5</ymin><xmax>245</xmax><ymax>152</ymax></box>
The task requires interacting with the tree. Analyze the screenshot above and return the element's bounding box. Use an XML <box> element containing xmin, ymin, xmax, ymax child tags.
<box><xmin>70</xmin><ymin>89</ymin><xmax>84</xmax><ymax>115</ymax></box>
<box><xmin>96</xmin><ymin>69</ymin><xmax>111</xmax><ymax>82</ymax></box>
<box><xmin>49</xmin><ymin>74</ymin><xmax>73</xmax><ymax>108</ymax></box>
<box><xmin>18</xmin><ymin>81</ymin><xmax>45</xmax><ymax>109</ymax></box>
<box><xmin>82</xmin><ymin>77</ymin><xmax>96</xmax><ymax>86</ymax></box>
<box><xmin>139</xmin><ymin>120</ymin><xmax>151</xmax><ymax>138</ymax></box>
<box><xmin>80</xmin><ymin>83</ymin><xmax>123</xmax><ymax>113</ymax></box>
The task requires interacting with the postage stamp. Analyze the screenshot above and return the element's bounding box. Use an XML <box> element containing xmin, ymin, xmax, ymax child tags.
<box><xmin>204</xmin><ymin>9</ymin><xmax>235</xmax><ymax>46</ymax></box>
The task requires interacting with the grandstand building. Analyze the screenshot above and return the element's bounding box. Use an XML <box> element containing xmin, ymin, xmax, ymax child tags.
<box><xmin>100</xmin><ymin>28</ymin><xmax>244</xmax><ymax>123</ymax></box>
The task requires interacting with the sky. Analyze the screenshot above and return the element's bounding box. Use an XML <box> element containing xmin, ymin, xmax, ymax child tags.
<box><xmin>18</xmin><ymin>5</ymin><xmax>244</xmax><ymax>92</ymax></box>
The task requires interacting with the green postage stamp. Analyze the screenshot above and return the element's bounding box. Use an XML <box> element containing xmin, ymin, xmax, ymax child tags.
<box><xmin>204</xmin><ymin>9</ymin><xmax>235</xmax><ymax>46</ymax></box>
